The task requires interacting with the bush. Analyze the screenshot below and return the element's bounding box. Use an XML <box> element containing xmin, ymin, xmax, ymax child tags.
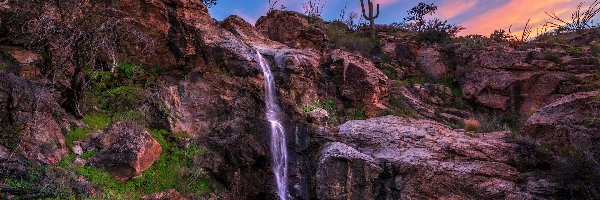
<box><xmin>326</xmin><ymin>28</ymin><xmax>382</xmax><ymax>57</ymax></box>
<box><xmin>402</xmin><ymin>2</ymin><xmax>464</xmax><ymax>43</ymax></box>
<box><xmin>544</xmin><ymin>54</ymin><xmax>561</xmax><ymax>62</ymax></box>
<box><xmin>463</xmin><ymin>118</ymin><xmax>482</xmax><ymax>132</ymax></box>
<box><xmin>0</xmin><ymin>125</ymin><xmax>21</xmax><ymax>150</ymax></box>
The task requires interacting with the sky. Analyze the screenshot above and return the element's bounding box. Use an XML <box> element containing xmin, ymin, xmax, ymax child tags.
<box><xmin>208</xmin><ymin>0</ymin><xmax>596</xmax><ymax>37</ymax></box>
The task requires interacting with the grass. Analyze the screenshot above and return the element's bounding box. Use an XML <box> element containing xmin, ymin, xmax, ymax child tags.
<box><xmin>326</xmin><ymin>28</ymin><xmax>382</xmax><ymax>57</ymax></box>
<box><xmin>464</xmin><ymin>118</ymin><xmax>483</xmax><ymax>132</ymax></box>
<box><xmin>58</xmin><ymin>129</ymin><xmax>210</xmax><ymax>199</ymax></box>
<box><xmin>300</xmin><ymin>98</ymin><xmax>337</xmax><ymax>114</ymax></box>
<box><xmin>65</xmin><ymin>113</ymin><xmax>110</xmax><ymax>147</ymax></box>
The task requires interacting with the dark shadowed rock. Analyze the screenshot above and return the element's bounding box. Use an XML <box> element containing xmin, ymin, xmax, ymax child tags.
<box><xmin>90</xmin><ymin>121</ymin><xmax>162</xmax><ymax>182</ymax></box>
<box><xmin>523</xmin><ymin>91</ymin><xmax>600</xmax><ymax>153</ymax></box>
<box><xmin>0</xmin><ymin>72</ymin><xmax>67</xmax><ymax>164</ymax></box>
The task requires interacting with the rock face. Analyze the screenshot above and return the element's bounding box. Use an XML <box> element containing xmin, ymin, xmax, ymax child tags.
<box><xmin>317</xmin><ymin>116</ymin><xmax>539</xmax><ymax>199</ymax></box>
<box><xmin>459</xmin><ymin>48</ymin><xmax>597</xmax><ymax>116</ymax></box>
<box><xmin>256</xmin><ymin>10</ymin><xmax>327</xmax><ymax>50</ymax></box>
<box><xmin>523</xmin><ymin>91</ymin><xmax>600</xmax><ymax>153</ymax></box>
<box><xmin>90</xmin><ymin>121</ymin><xmax>162</xmax><ymax>182</ymax></box>
<box><xmin>330</xmin><ymin>50</ymin><xmax>390</xmax><ymax>116</ymax></box>
<box><xmin>0</xmin><ymin>72</ymin><xmax>67</xmax><ymax>164</ymax></box>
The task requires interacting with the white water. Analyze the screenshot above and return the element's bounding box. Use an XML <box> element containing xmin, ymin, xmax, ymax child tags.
<box><xmin>256</xmin><ymin>51</ymin><xmax>288</xmax><ymax>200</ymax></box>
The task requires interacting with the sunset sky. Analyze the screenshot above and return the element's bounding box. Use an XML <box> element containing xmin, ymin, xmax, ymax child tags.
<box><xmin>208</xmin><ymin>0</ymin><xmax>598</xmax><ymax>36</ymax></box>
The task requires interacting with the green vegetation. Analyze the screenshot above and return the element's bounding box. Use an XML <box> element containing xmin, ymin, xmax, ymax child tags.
<box><xmin>300</xmin><ymin>98</ymin><xmax>337</xmax><ymax>114</ymax></box>
<box><xmin>59</xmin><ymin>129</ymin><xmax>210</xmax><ymax>199</ymax></box>
<box><xmin>345</xmin><ymin>108</ymin><xmax>367</xmax><ymax>120</ymax></box>
<box><xmin>326</xmin><ymin>28</ymin><xmax>382</xmax><ymax>57</ymax></box>
<box><xmin>0</xmin><ymin>124</ymin><xmax>21</xmax><ymax>150</ymax></box>
<box><xmin>544</xmin><ymin>54</ymin><xmax>561</xmax><ymax>63</ymax></box>
<box><xmin>65</xmin><ymin>113</ymin><xmax>110</xmax><ymax>147</ymax></box>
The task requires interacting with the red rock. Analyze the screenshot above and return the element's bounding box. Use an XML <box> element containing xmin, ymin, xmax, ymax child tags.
<box><xmin>90</xmin><ymin>121</ymin><xmax>162</xmax><ymax>182</ymax></box>
<box><xmin>330</xmin><ymin>49</ymin><xmax>390</xmax><ymax>116</ymax></box>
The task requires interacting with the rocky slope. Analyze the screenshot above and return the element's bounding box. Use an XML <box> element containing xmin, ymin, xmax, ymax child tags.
<box><xmin>0</xmin><ymin>0</ymin><xmax>599</xmax><ymax>199</ymax></box>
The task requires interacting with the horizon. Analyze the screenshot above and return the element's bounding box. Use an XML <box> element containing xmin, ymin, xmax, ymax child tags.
<box><xmin>208</xmin><ymin>0</ymin><xmax>599</xmax><ymax>37</ymax></box>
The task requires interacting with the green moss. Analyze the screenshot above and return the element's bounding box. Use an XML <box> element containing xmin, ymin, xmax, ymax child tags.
<box><xmin>59</xmin><ymin>129</ymin><xmax>210</xmax><ymax>199</ymax></box>
<box><xmin>80</xmin><ymin>150</ymin><xmax>98</xmax><ymax>159</ymax></box>
<box><xmin>99</xmin><ymin>86</ymin><xmax>145</xmax><ymax>111</ymax></box>
<box><xmin>567</xmin><ymin>47</ymin><xmax>583</xmax><ymax>55</ymax></box>
<box><xmin>382</xmin><ymin>67</ymin><xmax>397</xmax><ymax>80</ymax></box>
<box><xmin>406</xmin><ymin>76</ymin><xmax>425</xmax><ymax>84</ymax></box>
<box><xmin>345</xmin><ymin>108</ymin><xmax>367</xmax><ymax>120</ymax></box>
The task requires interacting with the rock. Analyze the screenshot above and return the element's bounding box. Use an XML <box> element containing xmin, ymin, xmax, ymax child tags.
<box><xmin>141</xmin><ymin>189</ymin><xmax>186</xmax><ymax>200</ymax></box>
<box><xmin>330</xmin><ymin>49</ymin><xmax>390</xmax><ymax>116</ymax></box>
<box><xmin>317</xmin><ymin>116</ymin><xmax>539</xmax><ymax>199</ymax></box>
<box><xmin>523</xmin><ymin>91</ymin><xmax>600</xmax><ymax>153</ymax></box>
<box><xmin>73</xmin><ymin>157</ymin><xmax>87</xmax><ymax>167</ymax></box>
<box><xmin>71</xmin><ymin>145</ymin><xmax>83</xmax><ymax>155</ymax></box>
<box><xmin>0</xmin><ymin>72</ymin><xmax>67</xmax><ymax>164</ymax></box>
<box><xmin>0</xmin><ymin>145</ymin><xmax>26</xmax><ymax>178</ymax></box>
<box><xmin>307</xmin><ymin>108</ymin><xmax>329</xmax><ymax>125</ymax></box>
<box><xmin>417</xmin><ymin>46</ymin><xmax>449</xmax><ymax>78</ymax></box>
<box><xmin>90</xmin><ymin>121</ymin><xmax>162</xmax><ymax>182</ymax></box>
<box><xmin>256</xmin><ymin>10</ymin><xmax>314</xmax><ymax>49</ymax></box>
<box><xmin>316</xmin><ymin>142</ymin><xmax>382</xmax><ymax>200</ymax></box>
<box><xmin>413</xmin><ymin>83</ymin><xmax>453</xmax><ymax>106</ymax></box>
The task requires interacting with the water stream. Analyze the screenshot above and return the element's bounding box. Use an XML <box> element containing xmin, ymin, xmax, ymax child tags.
<box><xmin>256</xmin><ymin>51</ymin><xmax>288</xmax><ymax>200</ymax></box>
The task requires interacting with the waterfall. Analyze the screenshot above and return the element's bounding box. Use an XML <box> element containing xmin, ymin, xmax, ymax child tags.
<box><xmin>256</xmin><ymin>51</ymin><xmax>289</xmax><ymax>200</ymax></box>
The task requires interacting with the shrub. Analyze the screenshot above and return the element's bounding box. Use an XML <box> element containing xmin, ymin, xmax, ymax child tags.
<box><xmin>0</xmin><ymin>125</ymin><xmax>21</xmax><ymax>150</ymax></box>
<box><xmin>402</xmin><ymin>2</ymin><xmax>464</xmax><ymax>43</ymax></box>
<box><xmin>345</xmin><ymin>108</ymin><xmax>367</xmax><ymax>120</ymax></box>
<box><xmin>301</xmin><ymin>98</ymin><xmax>337</xmax><ymax>114</ymax></box>
<box><xmin>65</xmin><ymin>113</ymin><xmax>109</xmax><ymax>147</ymax></box>
<box><xmin>544</xmin><ymin>54</ymin><xmax>561</xmax><ymax>62</ymax></box>
<box><xmin>463</xmin><ymin>118</ymin><xmax>482</xmax><ymax>132</ymax></box>
<box><xmin>326</xmin><ymin>28</ymin><xmax>382</xmax><ymax>57</ymax></box>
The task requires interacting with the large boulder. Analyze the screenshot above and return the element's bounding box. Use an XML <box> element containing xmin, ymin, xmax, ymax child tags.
<box><xmin>459</xmin><ymin>48</ymin><xmax>597</xmax><ymax>116</ymax></box>
<box><xmin>0</xmin><ymin>72</ymin><xmax>67</xmax><ymax>164</ymax></box>
<box><xmin>317</xmin><ymin>116</ymin><xmax>543</xmax><ymax>199</ymax></box>
<box><xmin>330</xmin><ymin>50</ymin><xmax>390</xmax><ymax>116</ymax></box>
<box><xmin>523</xmin><ymin>91</ymin><xmax>600</xmax><ymax>153</ymax></box>
<box><xmin>256</xmin><ymin>10</ymin><xmax>327</xmax><ymax>50</ymax></box>
<box><xmin>90</xmin><ymin>121</ymin><xmax>162</xmax><ymax>182</ymax></box>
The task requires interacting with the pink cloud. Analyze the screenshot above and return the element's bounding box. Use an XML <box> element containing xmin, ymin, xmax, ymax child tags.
<box><xmin>437</xmin><ymin>0</ymin><xmax>478</xmax><ymax>20</ymax></box>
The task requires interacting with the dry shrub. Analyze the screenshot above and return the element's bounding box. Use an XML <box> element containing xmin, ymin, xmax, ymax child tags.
<box><xmin>463</xmin><ymin>118</ymin><xmax>482</xmax><ymax>132</ymax></box>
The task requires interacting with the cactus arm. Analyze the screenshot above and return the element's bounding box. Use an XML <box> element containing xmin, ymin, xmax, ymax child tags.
<box><xmin>360</xmin><ymin>0</ymin><xmax>369</xmax><ymax>19</ymax></box>
<box><xmin>374</xmin><ymin>3</ymin><xmax>380</xmax><ymax>18</ymax></box>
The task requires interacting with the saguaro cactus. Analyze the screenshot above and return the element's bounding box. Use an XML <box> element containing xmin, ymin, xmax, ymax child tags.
<box><xmin>360</xmin><ymin>0</ymin><xmax>379</xmax><ymax>35</ymax></box>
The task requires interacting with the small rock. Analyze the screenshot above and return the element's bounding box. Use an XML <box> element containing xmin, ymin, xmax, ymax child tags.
<box><xmin>307</xmin><ymin>108</ymin><xmax>329</xmax><ymax>125</ymax></box>
<box><xmin>73</xmin><ymin>157</ymin><xmax>87</xmax><ymax>167</ymax></box>
<box><xmin>71</xmin><ymin>145</ymin><xmax>83</xmax><ymax>155</ymax></box>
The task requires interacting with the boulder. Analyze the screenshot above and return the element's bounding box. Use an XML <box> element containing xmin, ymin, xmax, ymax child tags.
<box><xmin>256</xmin><ymin>10</ymin><xmax>317</xmax><ymax>49</ymax></box>
<box><xmin>523</xmin><ymin>91</ymin><xmax>600</xmax><ymax>153</ymax></box>
<box><xmin>330</xmin><ymin>50</ymin><xmax>390</xmax><ymax>116</ymax></box>
<box><xmin>317</xmin><ymin>116</ymin><xmax>540</xmax><ymax>199</ymax></box>
<box><xmin>90</xmin><ymin>121</ymin><xmax>162</xmax><ymax>182</ymax></box>
<box><xmin>0</xmin><ymin>72</ymin><xmax>67</xmax><ymax>164</ymax></box>
<box><xmin>417</xmin><ymin>47</ymin><xmax>450</xmax><ymax>78</ymax></box>
<box><xmin>307</xmin><ymin>108</ymin><xmax>329</xmax><ymax>125</ymax></box>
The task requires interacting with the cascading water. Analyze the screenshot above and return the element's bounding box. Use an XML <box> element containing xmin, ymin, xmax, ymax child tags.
<box><xmin>256</xmin><ymin>51</ymin><xmax>289</xmax><ymax>200</ymax></box>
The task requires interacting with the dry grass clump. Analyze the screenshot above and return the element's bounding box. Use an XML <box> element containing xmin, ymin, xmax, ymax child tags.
<box><xmin>463</xmin><ymin>118</ymin><xmax>482</xmax><ymax>132</ymax></box>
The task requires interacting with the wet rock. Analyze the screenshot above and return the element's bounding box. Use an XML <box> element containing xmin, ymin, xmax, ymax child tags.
<box><xmin>0</xmin><ymin>72</ymin><xmax>67</xmax><ymax>164</ymax></box>
<box><xmin>317</xmin><ymin>116</ymin><xmax>538</xmax><ymax>199</ymax></box>
<box><xmin>90</xmin><ymin>121</ymin><xmax>162</xmax><ymax>182</ymax></box>
<box><xmin>330</xmin><ymin>50</ymin><xmax>390</xmax><ymax>116</ymax></box>
<box><xmin>523</xmin><ymin>91</ymin><xmax>600</xmax><ymax>153</ymax></box>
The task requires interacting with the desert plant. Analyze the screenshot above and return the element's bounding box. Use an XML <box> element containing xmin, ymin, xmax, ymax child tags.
<box><xmin>508</xmin><ymin>19</ymin><xmax>534</xmax><ymax>42</ymax></box>
<box><xmin>402</xmin><ymin>3</ymin><xmax>464</xmax><ymax>42</ymax></box>
<box><xmin>302</xmin><ymin>0</ymin><xmax>327</xmax><ymax>19</ymax></box>
<box><xmin>490</xmin><ymin>29</ymin><xmax>512</xmax><ymax>42</ymax></box>
<box><xmin>463</xmin><ymin>118</ymin><xmax>482</xmax><ymax>132</ymax></box>
<box><xmin>545</xmin><ymin>0</ymin><xmax>600</xmax><ymax>32</ymax></box>
<box><xmin>267</xmin><ymin>0</ymin><xmax>286</xmax><ymax>12</ymax></box>
<box><xmin>360</xmin><ymin>0</ymin><xmax>380</xmax><ymax>35</ymax></box>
